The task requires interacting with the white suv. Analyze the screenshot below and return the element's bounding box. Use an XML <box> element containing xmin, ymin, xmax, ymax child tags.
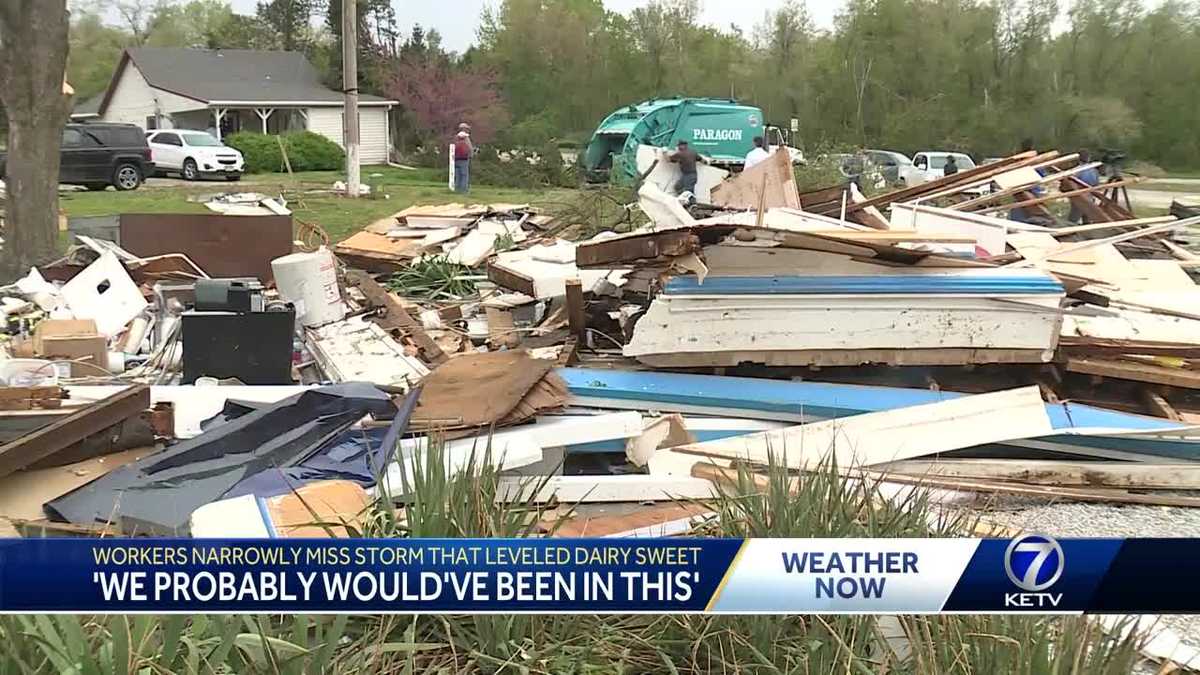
<box><xmin>146</xmin><ymin>130</ymin><xmax>245</xmax><ymax>181</ymax></box>
<box><xmin>901</xmin><ymin>151</ymin><xmax>976</xmax><ymax>186</ymax></box>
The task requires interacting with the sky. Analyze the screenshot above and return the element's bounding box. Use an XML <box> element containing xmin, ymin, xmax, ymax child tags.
<box><xmin>223</xmin><ymin>0</ymin><xmax>848</xmax><ymax>53</ymax></box>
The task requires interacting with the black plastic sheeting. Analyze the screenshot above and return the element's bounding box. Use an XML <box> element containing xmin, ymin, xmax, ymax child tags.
<box><xmin>45</xmin><ymin>384</ymin><xmax>416</xmax><ymax>535</ymax></box>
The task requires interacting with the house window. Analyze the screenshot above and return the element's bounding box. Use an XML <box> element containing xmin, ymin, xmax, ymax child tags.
<box><xmin>145</xmin><ymin>115</ymin><xmax>158</xmax><ymax>130</ymax></box>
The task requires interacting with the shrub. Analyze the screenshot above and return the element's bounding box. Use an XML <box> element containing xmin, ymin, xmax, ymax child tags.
<box><xmin>225</xmin><ymin>131</ymin><xmax>345</xmax><ymax>174</ymax></box>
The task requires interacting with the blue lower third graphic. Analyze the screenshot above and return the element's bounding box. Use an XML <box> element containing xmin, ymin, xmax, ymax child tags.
<box><xmin>1</xmin><ymin>538</ymin><xmax>1199</xmax><ymax>613</ymax></box>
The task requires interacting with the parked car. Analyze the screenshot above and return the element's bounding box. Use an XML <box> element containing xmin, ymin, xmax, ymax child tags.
<box><xmin>901</xmin><ymin>151</ymin><xmax>977</xmax><ymax>187</ymax></box>
<box><xmin>0</xmin><ymin>123</ymin><xmax>153</xmax><ymax>191</ymax></box>
<box><xmin>146</xmin><ymin>130</ymin><xmax>244</xmax><ymax>181</ymax></box>
<box><xmin>864</xmin><ymin>149</ymin><xmax>912</xmax><ymax>185</ymax></box>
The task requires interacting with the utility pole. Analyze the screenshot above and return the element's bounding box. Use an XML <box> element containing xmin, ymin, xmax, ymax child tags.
<box><xmin>342</xmin><ymin>0</ymin><xmax>360</xmax><ymax>198</ymax></box>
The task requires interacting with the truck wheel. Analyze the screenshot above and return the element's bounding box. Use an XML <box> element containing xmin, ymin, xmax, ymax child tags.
<box><xmin>182</xmin><ymin>158</ymin><xmax>199</xmax><ymax>181</ymax></box>
<box><xmin>113</xmin><ymin>163</ymin><xmax>142</xmax><ymax>191</ymax></box>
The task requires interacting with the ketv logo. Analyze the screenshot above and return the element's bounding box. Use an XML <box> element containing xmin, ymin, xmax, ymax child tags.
<box><xmin>1003</xmin><ymin>535</ymin><xmax>1065</xmax><ymax>608</ymax></box>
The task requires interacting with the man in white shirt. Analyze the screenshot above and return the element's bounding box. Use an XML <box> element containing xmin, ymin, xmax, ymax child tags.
<box><xmin>744</xmin><ymin>136</ymin><xmax>770</xmax><ymax>169</ymax></box>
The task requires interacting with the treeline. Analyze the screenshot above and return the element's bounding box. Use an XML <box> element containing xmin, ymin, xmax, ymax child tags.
<box><xmin>65</xmin><ymin>0</ymin><xmax>1200</xmax><ymax>169</ymax></box>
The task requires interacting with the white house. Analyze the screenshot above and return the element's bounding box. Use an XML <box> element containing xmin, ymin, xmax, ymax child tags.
<box><xmin>73</xmin><ymin>47</ymin><xmax>397</xmax><ymax>164</ymax></box>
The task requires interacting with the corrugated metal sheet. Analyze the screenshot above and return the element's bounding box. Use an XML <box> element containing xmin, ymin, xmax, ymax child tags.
<box><xmin>663</xmin><ymin>272</ymin><xmax>1065</xmax><ymax>296</ymax></box>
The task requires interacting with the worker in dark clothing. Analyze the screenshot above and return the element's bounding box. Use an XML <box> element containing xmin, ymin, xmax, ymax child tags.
<box><xmin>943</xmin><ymin>155</ymin><xmax>959</xmax><ymax>176</ymax></box>
<box><xmin>1069</xmin><ymin>149</ymin><xmax>1102</xmax><ymax>224</ymax></box>
<box><xmin>669</xmin><ymin>141</ymin><xmax>706</xmax><ymax>199</ymax></box>
<box><xmin>1011</xmin><ymin>139</ymin><xmax>1046</xmax><ymax>224</ymax></box>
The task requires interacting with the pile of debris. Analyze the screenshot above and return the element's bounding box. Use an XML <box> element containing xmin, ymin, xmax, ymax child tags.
<box><xmin>0</xmin><ymin>147</ymin><xmax>1198</xmax><ymax>555</ymax></box>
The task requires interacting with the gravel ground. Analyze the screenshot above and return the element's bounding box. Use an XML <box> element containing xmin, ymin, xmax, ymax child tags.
<box><xmin>984</xmin><ymin>498</ymin><xmax>1200</xmax><ymax>663</ymax></box>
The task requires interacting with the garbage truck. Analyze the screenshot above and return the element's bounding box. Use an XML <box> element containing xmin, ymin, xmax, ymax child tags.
<box><xmin>581</xmin><ymin>97</ymin><xmax>803</xmax><ymax>184</ymax></box>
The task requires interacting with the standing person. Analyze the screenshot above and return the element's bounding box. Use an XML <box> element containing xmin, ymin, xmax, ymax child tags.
<box><xmin>744</xmin><ymin>136</ymin><xmax>770</xmax><ymax>169</ymax></box>
<box><xmin>452</xmin><ymin>125</ymin><xmax>473</xmax><ymax>194</ymax></box>
<box><xmin>943</xmin><ymin>154</ymin><xmax>959</xmax><ymax>176</ymax></box>
<box><xmin>669</xmin><ymin>141</ymin><xmax>706</xmax><ymax>199</ymax></box>
<box><xmin>1069</xmin><ymin>149</ymin><xmax>1102</xmax><ymax>224</ymax></box>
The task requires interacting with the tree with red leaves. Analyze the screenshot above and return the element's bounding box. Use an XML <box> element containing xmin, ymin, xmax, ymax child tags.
<box><xmin>384</xmin><ymin>58</ymin><xmax>510</xmax><ymax>145</ymax></box>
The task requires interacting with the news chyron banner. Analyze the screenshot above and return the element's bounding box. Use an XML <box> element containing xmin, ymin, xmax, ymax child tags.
<box><xmin>0</xmin><ymin>537</ymin><xmax>1195</xmax><ymax>613</ymax></box>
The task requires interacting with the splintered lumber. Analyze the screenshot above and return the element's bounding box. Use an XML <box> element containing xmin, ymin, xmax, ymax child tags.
<box><xmin>1049</xmin><ymin>216</ymin><xmax>1178</xmax><ymax>238</ymax></box>
<box><xmin>1065</xmin><ymin>358</ymin><xmax>1200</xmax><ymax>390</ymax></box>
<box><xmin>672</xmin><ymin>386</ymin><xmax>1053</xmax><ymax>470</ymax></box>
<box><xmin>345</xmin><ymin>269</ymin><xmax>447</xmax><ymax>365</ymax></box>
<box><xmin>948</xmin><ymin>162</ymin><xmax>1103</xmax><ymax>211</ymax></box>
<box><xmin>913</xmin><ymin>152</ymin><xmax>1065</xmax><ymax>203</ymax></box>
<box><xmin>693</xmin><ymin>462</ymin><xmax>1200</xmax><ymax>508</ymax></box>
<box><xmin>835</xmin><ymin>151</ymin><xmax>1041</xmax><ymax>216</ymax></box>
<box><xmin>974</xmin><ymin>178</ymin><xmax>1141</xmax><ymax>216</ymax></box>
<box><xmin>1010</xmin><ymin>218</ymin><xmax>1195</xmax><ymax>268</ymax></box>
<box><xmin>878</xmin><ymin>458</ymin><xmax>1200</xmax><ymax>490</ymax></box>
<box><xmin>0</xmin><ymin>385</ymin><xmax>149</xmax><ymax>480</ymax></box>
<box><xmin>867</xmin><ymin>472</ymin><xmax>1200</xmax><ymax>508</ymax></box>
<box><xmin>575</xmin><ymin>229</ymin><xmax>699</xmax><ymax>268</ymax></box>
<box><xmin>710</xmin><ymin>149</ymin><xmax>800</xmax><ymax>211</ymax></box>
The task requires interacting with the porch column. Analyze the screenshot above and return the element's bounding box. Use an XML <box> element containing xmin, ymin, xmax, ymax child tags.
<box><xmin>295</xmin><ymin>108</ymin><xmax>309</xmax><ymax>130</ymax></box>
<box><xmin>254</xmin><ymin>108</ymin><xmax>275</xmax><ymax>134</ymax></box>
<box><xmin>212</xmin><ymin>107</ymin><xmax>226</xmax><ymax>141</ymax></box>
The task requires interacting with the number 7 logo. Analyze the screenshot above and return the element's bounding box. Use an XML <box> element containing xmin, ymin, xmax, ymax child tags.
<box><xmin>1004</xmin><ymin>535</ymin><xmax>1065</xmax><ymax>592</ymax></box>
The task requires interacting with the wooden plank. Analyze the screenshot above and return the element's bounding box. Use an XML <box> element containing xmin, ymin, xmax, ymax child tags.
<box><xmin>575</xmin><ymin>230</ymin><xmax>700</xmax><ymax>267</ymax></box>
<box><xmin>0</xmin><ymin>385</ymin><xmax>149</xmax><ymax>480</ymax></box>
<box><xmin>694</xmin><ymin>461</ymin><xmax>1200</xmax><ymax>509</ymax></box>
<box><xmin>1058</xmin><ymin>337</ymin><xmax>1200</xmax><ymax>358</ymax></box>
<box><xmin>950</xmin><ymin>162</ymin><xmax>1103</xmax><ymax>211</ymax></box>
<box><xmin>878</xmin><ymin>458</ymin><xmax>1200</xmax><ymax>490</ymax></box>
<box><xmin>974</xmin><ymin>177</ymin><xmax>1141</xmax><ymax>215</ymax></box>
<box><xmin>863</xmin><ymin>471</ymin><xmax>1200</xmax><ymax>508</ymax></box>
<box><xmin>672</xmin><ymin>386</ymin><xmax>1053</xmax><ymax>470</ymax></box>
<box><xmin>345</xmin><ymin>269</ymin><xmax>448</xmax><ymax>365</ymax></box>
<box><xmin>1142</xmin><ymin>389</ymin><xmax>1184</xmax><ymax>422</ymax></box>
<box><xmin>844</xmin><ymin>151</ymin><xmax>1042</xmax><ymax>213</ymax></box>
<box><xmin>913</xmin><ymin>152</ymin><xmax>1068</xmax><ymax>203</ymax></box>
<box><xmin>1050</xmin><ymin>216</ymin><xmax>1177</xmax><ymax>238</ymax></box>
<box><xmin>565</xmin><ymin>278</ymin><xmax>586</xmax><ymax>340</ymax></box>
<box><xmin>1065</xmin><ymin>358</ymin><xmax>1200</xmax><ymax>390</ymax></box>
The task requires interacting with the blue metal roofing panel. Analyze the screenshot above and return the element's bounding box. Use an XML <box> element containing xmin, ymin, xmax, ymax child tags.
<box><xmin>663</xmin><ymin>274</ymin><xmax>1065</xmax><ymax>296</ymax></box>
<box><xmin>558</xmin><ymin>368</ymin><xmax>1186</xmax><ymax>435</ymax></box>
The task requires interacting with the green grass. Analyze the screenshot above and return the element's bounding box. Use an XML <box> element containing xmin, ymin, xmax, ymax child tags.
<box><xmin>58</xmin><ymin>165</ymin><xmax>577</xmax><ymax>243</ymax></box>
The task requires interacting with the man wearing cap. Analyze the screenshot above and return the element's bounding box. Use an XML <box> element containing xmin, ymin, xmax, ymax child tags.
<box><xmin>452</xmin><ymin>124</ymin><xmax>474</xmax><ymax>193</ymax></box>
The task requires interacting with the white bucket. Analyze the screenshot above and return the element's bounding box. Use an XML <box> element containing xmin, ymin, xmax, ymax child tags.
<box><xmin>271</xmin><ymin>247</ymin><xmax>346</xmax><ymax>327</ymax></box>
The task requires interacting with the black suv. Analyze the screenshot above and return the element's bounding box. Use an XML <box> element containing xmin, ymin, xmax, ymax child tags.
<box><xmin>0</xmin><ymin>123</ymin><xmax>155</xmax><ymax>191</ymax></box>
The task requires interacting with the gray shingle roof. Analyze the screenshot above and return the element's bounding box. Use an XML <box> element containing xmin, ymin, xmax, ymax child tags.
<box><xmin>123</xmin><ymin>47</ymin><xmax>392</xmax><ymax>105</ymax></box>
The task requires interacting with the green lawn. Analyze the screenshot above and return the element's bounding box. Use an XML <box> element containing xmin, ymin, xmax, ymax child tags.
<box><xmin>59</xmin><ymin>165</ymin><xmax>578</xmax><ymax>243</ymax></box>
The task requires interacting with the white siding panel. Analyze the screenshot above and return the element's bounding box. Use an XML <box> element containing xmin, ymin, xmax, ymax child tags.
<box><xmin>102</xmin><ymin>64</ymin><xmax>206</xmax><ymax>130</ymax></box>
<box><xmin>305</xmin><ymin>107</ymin><xmax>343</xmax><ymax>144</ymax></box>
<box><xmin>358</xmin><ymin>108</ymin><xmax>389</xmax><ymax>164</ymax></box>
<box><xmin>304</xmin><ymin>106</ymin><xmax>390</xmax><ymax>165</ymax></box>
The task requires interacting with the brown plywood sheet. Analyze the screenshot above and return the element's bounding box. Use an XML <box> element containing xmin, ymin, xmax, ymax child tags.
<box><xmin>711</xmin><ymin>149</ymin><xmax>800</xmax><ymax>211</ymax></box>
<box><xmin>412</xmin><ymin>351</ymin><xmax>556</xmax><ymax>431</ymax></box>
<box><xmin>119</xmin><ymin>213</ymin><xmax>293</xmax><ymax>282</ymax></box>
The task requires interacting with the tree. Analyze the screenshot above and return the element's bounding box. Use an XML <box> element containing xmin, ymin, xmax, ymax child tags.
<box><xmin>256</xmin><ymin>0</ymin><xmax>316</xmax><ymax>51</ymax></box>
<box><xmin>384</xmin><ymin>57</ymin><xmax>510</xmax><ymax>144</ymax></box>
<box><xmin>0</xmin><ymin>0</ymin><xmax>73</xmax><ymax>279</ymax></box>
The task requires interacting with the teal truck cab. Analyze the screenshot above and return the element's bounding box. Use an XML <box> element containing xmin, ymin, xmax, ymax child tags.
<box><xmin>582</xmin><ymin>97</ymin><xmax>802</xmax><ymax>184</ymax></box>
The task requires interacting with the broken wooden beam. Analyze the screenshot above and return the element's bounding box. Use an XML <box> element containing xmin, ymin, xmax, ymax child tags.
<box><xmin>345</xmin><ymin>269</ymin><xmax>448</xmax><ymax>365</ymax></box>
<box><xmin>565</xmin><ymin>278</ymin><xmax>586</xmax><ymax>340</ymax></box>
<box><xmin>0</xmin><ymin>384</ymin><xmax>150</xmax><ymax>480</ymax></box>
